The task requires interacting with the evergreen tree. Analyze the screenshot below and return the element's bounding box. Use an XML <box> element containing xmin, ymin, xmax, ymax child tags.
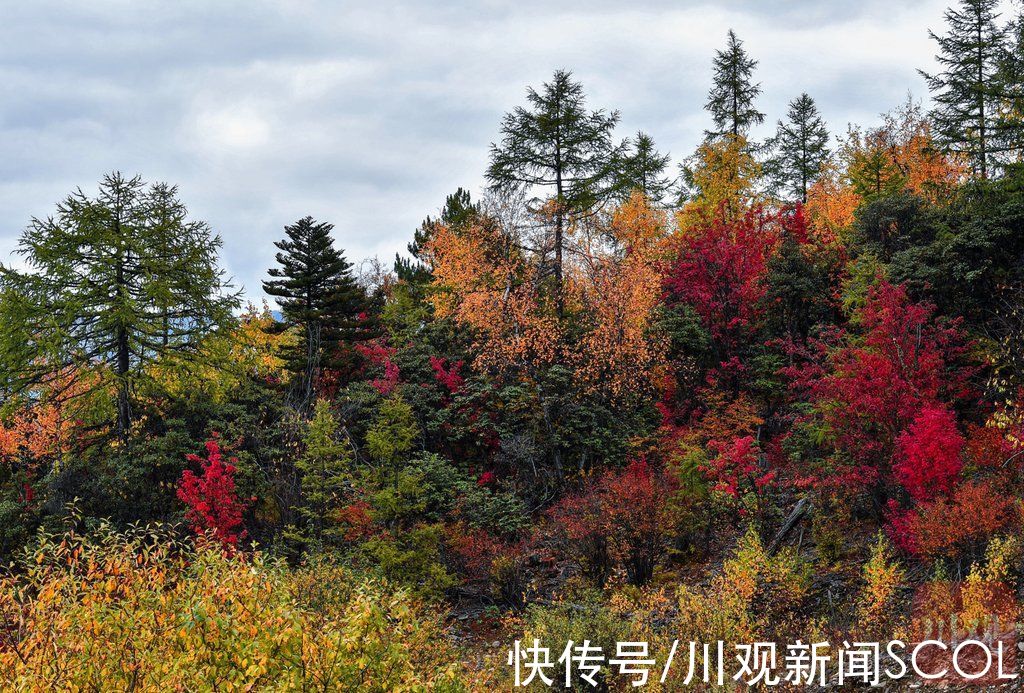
<box><xmin>487</xmin><ymin>70</ymin><xmax>623</xmax><ymax>316</ymax></box>
<box><xmin>765</xmin><ymin>93</ymin><xmax>830</xmax><ymax>202</ymax></box>
<box><xmin>394</xmin><ymin>187</ymin><xmax>477</xmax><ymax>284</ymax></box>
<box><xmin>0</xmin><ymin>172</ymin><xmax>238</xmax><ymax>440</ymax></box>
<box><xmin>705</xmin><ymin>30</ymin><xmax>765</xmax><ymax>140</ymax></box>
<box><xmin>920</xmin><ymin>0</ymin><xmax>1007</xmax><ymax>178</ymax></box>
<box><xmin>995</xmin><ymin>10</ymin><xmax>1024</xmax><ymax>164</ymax></box>
<box><xmin>263</xmin><ymin>216</ymin><xmax>368</xmax><ymax>410</ymax></box>
<box><xmin>613</xmin><ymin>131</ymin><xmax>673</xmax><ymax>204</ymax></box>
<box><xmin>291</xmin><ymin>399</ymin><xmax>352</xmax><ymax>548</ymax></box>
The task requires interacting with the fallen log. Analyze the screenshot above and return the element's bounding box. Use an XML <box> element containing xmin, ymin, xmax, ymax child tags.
<box><xmin>767</xmin><ymin>496</ymin><xmax>812</xmax><ymax>555</ymax></box>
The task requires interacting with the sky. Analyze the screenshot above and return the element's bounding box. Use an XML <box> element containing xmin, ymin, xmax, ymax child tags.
<box><xmin>0</xmin><ymin>0</ymin><xmax>1013</xmax><ymax>304</ymax></box>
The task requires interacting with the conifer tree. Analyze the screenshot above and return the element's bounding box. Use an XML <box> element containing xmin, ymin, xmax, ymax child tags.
<box><xmin>291</xmin><ymin>399</ymin><xmax>352</xmax><ymax>548</ymax></box>
<box><xmin>705</xmin><ymin>30</ymin><xmax>765</xmax><ymax>140</ymax></box>
<box><xmin>487</xmin><ymin>70</ymin><xmax>623</xmax><ymax>316</ymax></box>
<box><xmin>0</xmin><ymin>172</ymin><xmax>238</xmax><ymax>440</ymax></box>
<box><xmin>995</xmin><ymin>11</ymin><xmax>1024</xmax><ymax>163</ymax></box>
<box><xmin>263</xmin><ymin>216</ymin><xmax>368</xmax><ymax>410</ymax></box>
<box><xmin>920</xmin><ymin>0</ymin><xmax>1007</xmax><ymax>178</ymax></box>
<box><xmin>395</xmin><ymin>187</ymin><xmax>478</xmax><ymax>284</ymax></box>
<box><xmin>613</xmin><ymin>131</ymin><xmax>673</xmax><ymax>204</ymax></box>
<box><xmin>765</xmin><ymin>93</ymin><xmax>830</xmax><ymax>202</ymax></box>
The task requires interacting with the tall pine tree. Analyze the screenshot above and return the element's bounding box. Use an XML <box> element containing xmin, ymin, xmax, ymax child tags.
<box><xmin>765</xmin><ymin>93</ymin><xmax>830</xmax><ymax>202</ymax></box>
<box><xmin>263</xmin><ymin>216</ymin><xmax>368</xmax><ymax>410</ymax></box>
<box><xmin>487</xmin><ymin>70</ymin><xmax>623</xmax><ymax>316</ymax></box>
<box><xmin>0</xmin><ymin>173</ymin><xmax>239</xmax><ymax>440</ymax></box>
<box><xmin>705</xmin><ymin>30</ymin><xmax>765</xmax><ymax>140</ymax></box>
<box><xmin>920</xmin><ymin>0</ymin><xmax>1007</xmax><ymax>178</ymax></box>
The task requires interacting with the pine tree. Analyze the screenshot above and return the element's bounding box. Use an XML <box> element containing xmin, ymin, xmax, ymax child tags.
<box><xmin>0</xmin><ymin>172</ymin><xmax>238</xmax><ymax>440</ymax></box>
<box><xmin>292</xmin><ymin>399</ymin><xmax>352</xmax><ymax>548</ymax></box>
<box><xmin>705</xmin><ymin>30</ymin><xmax>765</xmax><ymax>140</ymax></box>
<box><xmin>920</xmin><ymin>0</ymin><xmax>1007</xmax><ymax>178</ymax></box>
<box><xmin>765</xmin><ymin>93</ymin><xmax>830</xmax><ymax>202</ymax></box>
<box><xmin>613</xmin><ymin>131</ymin><xmax>673</xmax><ymax>204</ymax></box>
<box><xmin>487</xmin><ymin>70</ymin><xmax>623</xmax><ymax>316</ymax></box>
<box><xmin>263</xmin><ymin>216</ymin><xmax>368</xmax><ymax>410</ymax></box>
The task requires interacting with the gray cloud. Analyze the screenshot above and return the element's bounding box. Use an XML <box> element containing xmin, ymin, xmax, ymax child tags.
<box><xmin>0</xmin><ymin>0</ymin><xmax>1011</xmax><ymax>300</ymax></box>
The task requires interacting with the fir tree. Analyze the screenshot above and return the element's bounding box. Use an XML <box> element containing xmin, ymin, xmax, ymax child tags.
<box><xmin>765</xmin><ymin>93</ymin><xmax>830</xmax><ymax>202</ymax></box>
<box><xmin>263</xmin><ymin>216</ymin><xmax>368</xmax><ymax>410</ymax></box>
<box><xmin>920</xmin><ymin>0</ymin><xmax>1007</xmax><ymax>178</ymax></box>
<box><xmin>0</xmin><ymin>172</ymin><xmax>238</xmax><ymax>440</ymax></box>
<box><xmin>613</xmin><ymin>131</ymin><xmax>673</xmax><ymax>204</ymax></box>
<box><xmin>705</xmin><ymin>30</ymin><xmax>765</xmax><ymax>140</ymax></box>
<box><xmin>487</xmin><ymin>70</ymin><xmax>623</xmax><ymax>316</ymax></box>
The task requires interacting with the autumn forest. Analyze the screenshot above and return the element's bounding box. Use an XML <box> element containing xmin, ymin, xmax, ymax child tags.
<box><xmin>1</xmin><ymin>0</ymin><xmax>1024</xmax><ymax>688</ymax></box>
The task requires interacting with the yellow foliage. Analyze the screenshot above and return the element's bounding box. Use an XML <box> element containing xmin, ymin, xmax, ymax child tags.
<box><xmin>855</xmin><ymin>533</ymin><xmax>906</xmax><ymax>639</ymax></box>
<box><xmin>674</xmin><ymin>527</ymin><xmax>813</xmax><ymax>645</ymax></box>
<box><xmin>678</xmin><ymin>134</ymin><xmax>761</xmax><ymax>229</ymax></box>
<box><xmin>0</xmin><ymin>524</ymin><xmax>469</xmax><ymax>691</ymax></box>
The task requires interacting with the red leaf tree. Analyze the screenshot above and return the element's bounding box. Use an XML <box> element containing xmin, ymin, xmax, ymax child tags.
<box><xmin>177</xmin><ymin>437</ymin><xmax>250</xmax><ymax>547</ymax></box>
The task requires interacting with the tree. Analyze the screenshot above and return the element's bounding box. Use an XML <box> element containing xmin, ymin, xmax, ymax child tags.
<box><xmin>705</xmin><ymin>30</ymin><xmax>765</xmax><ymax>139</ymax></box>
<box><xmin>678</xmin><ymin>134</ymin><xmax>762</xmax><ymax>225</ymax></box>
<box><xmin>0</xmin><ymin>173</ymin><xmax>238</xmax><ymax>440</ymax></box>
<box><xmin>394</xmin><ymin>188</ymin><xmax>478</xmax><ymax>284</ymax></box>
<box><xmin>292</xmin><ymin>399</ymin><xmax>353</xmax><ymax>548</ymax></box>
<box><xmin>263</xmin><ymin>216</ymin><xmax>368</xmax><ymax>411</ymax></box>
<box><xmin>766</xmin><ymin>93</ymin><xmax>830</xmax><ymax>202</ymax></box>
<box><xmin>612</xmin><ymin>132</ymin><xmax>673</xmax><ymax>204</ymax></box>
<box><xmin>920</xmin><ymin>0</ymin><xmax>1007</xmax><ymax>178</ymax></box>
<box><xmin>486</xmin><ymin>70</ymin><xmax>623</xmax><ymax>316</ymax></box>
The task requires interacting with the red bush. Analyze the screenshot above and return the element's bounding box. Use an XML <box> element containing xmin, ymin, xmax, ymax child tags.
<box><xmin>177</xmin><ymin>437</ymin><xmax>250</xmax><ymax>547</ymax></box>
<box><xmin>893</xmin><ymin>405</ymin><xmax>964</xmax><ymax>502</ymax></box>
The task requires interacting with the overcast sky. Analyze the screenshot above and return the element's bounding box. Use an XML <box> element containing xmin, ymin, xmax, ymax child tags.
<box><xmin>0</xmin><ymin>0</ymin><xmax>1013</xmax><ymax>303</ymax></box>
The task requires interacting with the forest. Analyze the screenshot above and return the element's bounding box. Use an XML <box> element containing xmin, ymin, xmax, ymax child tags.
<box><xmin>1</xmin><ymin>0</ymin><xmax>1023</xmax><ymax>688</ymax></box>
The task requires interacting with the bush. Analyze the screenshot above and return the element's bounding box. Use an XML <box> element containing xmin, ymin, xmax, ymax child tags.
<box><xmin>0</xmin><ymin>523</ymin><xmax>468</xmax><ymax>691</ymax></box>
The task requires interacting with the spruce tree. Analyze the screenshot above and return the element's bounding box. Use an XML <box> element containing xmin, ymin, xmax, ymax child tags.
<box><xmin>613</xmin><ymin>131</ymin><xmax>673</xmax><ymax>204</ymax></box>
<box><xmin>487</xmin><ymin>70</ymin><xmax>623</xmax><ymax>316</ymax></box>
<box><xmin>263</xmin><ymin>216</ymin><xmax>368</xmax><ymax>410</ymax></box>
<box><xmin>705</xmin><ymin>30</ymin><xmax>765</xmax><ymax>140</ymax></box>
<box><xmin>765</xmin><ymin>93</ymin><xmax>830</xmax><ymax>203</ymax></box>
<box><xmin>920</xmin><ymin>0</ymin><xmax>1007</xmax><ymax>178</ymax></box>
<box><xmin>0</xmin><ymin>172</ymin><xmax>239</xmax><ymax>440</ymax></box>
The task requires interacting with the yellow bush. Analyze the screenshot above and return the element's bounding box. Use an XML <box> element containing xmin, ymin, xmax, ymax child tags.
<box><xmin>0</xmin><ymin>523</ymin><xmax>468</xmax><ymax>691</ymax></box>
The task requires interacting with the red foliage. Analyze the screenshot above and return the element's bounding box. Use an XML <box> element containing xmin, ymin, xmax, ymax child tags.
<box><xmin>177</xmin><ymin>437</ymin><xmax>250</xmax><ymax>547</ymax></box>
<box><xmin>704</xmin><ymin>435</ymin><xmax>776</xmax><ymax>498</ymax></box>
<box><xmin>429</xmin><ymin>355</ymin><xmax>464</xmax><ymax>394</ymax></box>
<box><xmin>784</xmin><ymin>281</ymin><xmax>975</xmax><ymax>494</ymax></box>
<box><xmin>548</xmin><ymin>458</ymin><xmax>672</xmax><ymax>586</ymax></box>
<box><xmin>356</xmin><ymin>340</ymin><xmax>400</xmax><ymax>395</ymax></box>
<box><xmin>893</xmin><ymin>405</ymin><xmax>964</xmax><ymax>501</ymax></box>
<box><xmin>335</xmin><ymin>499</ymin><xmax>375</xmax><ymax>542</ymax></box>
<box><xmin>663</xmin><ymin>207</ymin><xmax>779</xmax><ymax>356</ymax></box>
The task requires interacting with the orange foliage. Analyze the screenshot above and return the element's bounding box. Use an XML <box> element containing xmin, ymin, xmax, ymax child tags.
<box><xmin>572</xmin><ymin>194</ymin><xmax>669</xmax><ymax>399</ymax></box>
<box><xmin>805</xmin><ymin>159</ymin><xmax>859</xmax><ymax>243</ymax></box>
<box><xmin>426</xmin><ymin>219</ymin><xmax>560</xmax><ymax>372</ymax></box>
<box><xmin>893</xmin><ymin>481</ymin><xmax>1015</xmax><ymax>559</ymax></box>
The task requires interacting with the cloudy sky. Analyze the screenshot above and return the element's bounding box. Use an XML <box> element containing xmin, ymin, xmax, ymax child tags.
<box><xmin>0</xmin><ymin>0</ymin><xmax>1011</xmax><ymax>303</ymax></box>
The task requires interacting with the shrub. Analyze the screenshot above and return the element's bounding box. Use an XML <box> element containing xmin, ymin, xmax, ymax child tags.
<box><xmin>0</xmin><ymin>523</ymin><xmax>468</xmax><ymax>691</ymax></box>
